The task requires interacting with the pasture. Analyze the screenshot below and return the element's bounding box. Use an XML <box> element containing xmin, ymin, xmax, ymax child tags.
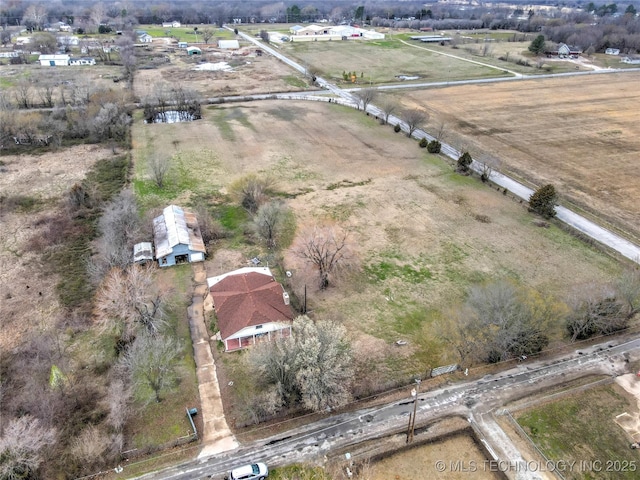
<box><xmin>132</xmin><ymin>99</ymin><xmax>621</xmax><ymax>393</ymax></box>
<box><xmin>391</xmin><ymin>72</ymin><xmax>640</xmax><ymax>242</ymax></box>
<box><xmin>517</xmin><ymin>383</ymin><xmax>639</xmax><ymax>480</ymax></box>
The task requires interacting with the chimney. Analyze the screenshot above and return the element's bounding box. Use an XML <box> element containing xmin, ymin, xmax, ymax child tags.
<box><xmin>283</xmin><ymin>292</ymin><xmax>290</xmax><ymax>305</ymax></box>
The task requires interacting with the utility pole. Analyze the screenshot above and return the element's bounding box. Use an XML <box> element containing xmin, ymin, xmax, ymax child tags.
<box><xmin>406</xmin><ymin>378</ymin><xmax>421</xmax><ymax>443</ymax></box>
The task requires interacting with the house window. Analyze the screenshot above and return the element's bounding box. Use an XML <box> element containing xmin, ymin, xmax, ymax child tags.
<box><xmin>256</xmin><ymin>325</ymin><xmax>263</xmax><ymax>329</ymax></box>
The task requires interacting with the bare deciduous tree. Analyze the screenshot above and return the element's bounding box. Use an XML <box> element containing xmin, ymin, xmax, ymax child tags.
<box><xmin>69</xmin><ymin>425</ymin><xmax>111</xmax><ymax>469</ymax></box>
<box><xmin>442</xmin><ymin>281</ymin><xmax>557</xmax><ymax>363</ymax></box>
<box><xmin>119</xmin><ymin>332</ymin><xmax>183</xmax><ymax>403</ymax></box>
<box><xmin>14</xmin><ymin>79</ymin><xmax>32</xmax><ymax>109</ymax></box>
<box><xmin>94</xmin><ymin>265</ymin><xmax>167</xmax><ymax>344</ymax></box>
<box><xmin>201</xmin><ymin>27</ymin><xmax>214</xmax><ymax>44</ymax></box>
<box><xmin>95</xmin><ymin>190</ymin><xmax>141</xmax><ymax>272</ymax></box>
<box><xmin>616</xmin><ymin>267</ymin><xmax>640</xmax><ymax>318</ymax></box>
<box><xmin>566</xmin><ymin>282</ymin><xmax>630</xmax><ymax>341</ymax></box>
<box><xmin>0</xmin><ymin>415</ymin><xmax>57</xmax><ymax>480</ymax></box>
<box><xmin>247</xmin><ymin>315</ymin><xmax>354</xmax><ymax>413</ymax></box>
<box><xmin>402</xmin><ymin>108</ymin><xmax>429</xmax><ymax>137</ymax></box>
<box><xmin>379</xmin><ymin>98</ymin><xmax>397</xmax><ymax>125</ymax></box>
<box><xmin>295</xmin><ymin>224</ymin><xmax>355</xmax><ymax>290</ymax></box>
<box><xmin>231</xmin><ymin>174</ymin><xmax>276</xmax><ymax>214</ymax></box>
<box><xmin>293</xmin><ymin>316</ymin><xmax>354</xmax><ymax>411</ymax></box>
<box><xmin>149</xmin><ymin>154</ymin><xmax>171</xmax><ymax>188</ymax></box>
<box><xmin>353</xmin><ymin>87</ymin><xmax>378</xmax><ymax>112</ymax></box>
<box><xmin>253</xmin><ymin>200</ymin><xmax>289</xmax><ymax>249</ymax></box>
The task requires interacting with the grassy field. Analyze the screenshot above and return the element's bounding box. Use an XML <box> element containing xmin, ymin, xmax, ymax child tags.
<box><xmin>517</xmin><ymin>384</ymin><xmax>639</xmax><ymax>480</ymax></box>
<box><xmin>132</xmin><ymin>99</ymin><xmax>622</xmax><ymax>407</ymax></box>
<box><xmin>139</xmin><ymin>24</ymin><xmax>235</xmax><ymax>42</ymax></box>
<box><xmin>393</xmin><ymin>71</ymin><xmax>640</xmax><ymax>243</ymax></box>
<box><xmin>279</xmin><ymin>35</ymin><xmax>509</xmax><ymax>85</ymax></box>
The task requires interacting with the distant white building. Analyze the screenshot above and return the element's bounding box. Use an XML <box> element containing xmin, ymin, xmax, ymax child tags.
<box><xmin>38</xmin><ymin>54</ymin><xmax>70</xmax><ymax>66</ymax></box>
<box><xmin>138</xmin><ymin>33</ymin><xmax>153</xmax><ymax>43</ymax></box>
<box><xmin>162</xmin><ymin>21</ymin><xmax>181</xmax><ymax>28</ymax></box>
<box><xmin>605</xmin><ymin>48</ymin><xmax>620</xmax><ymax>55</ymax></box>
<box><xmin>218</xmin><ymin>39</ymin><xmax>240</xmax><ymax>49</ymax></box>
<box><xmin>69</xmin><ymin>57</ymin><xmax>96</xmax><ymax>66</ymax></box>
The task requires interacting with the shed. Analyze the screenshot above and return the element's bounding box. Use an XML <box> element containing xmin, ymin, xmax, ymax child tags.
<box><xmin>187</xmin><ymin>46</ymin><xmax>202</xmax><ymax>55</ymax></box>
<box><xmin>208</xmin><ymin>267</ymin><xmax>293</xmax><ymax>352</ymax></box>
<box><xmin>133</xmin><ymin>242</ymin><xmax>154</xmax><ymax>264</ymax></box>
<box><xmin>153</xmin><ymin>205</ymin><xmax>206</xmax><ymax>267</ymax></box>
<box><xmin>218</xmin><ymin>39</ymin><xmax>239</xmax><ymax>49</ymax></box>
<box><xmin>178</xmin><ymin>41</ymin><xmax>188</xmax><ymax>48</ymax></box>
<box><xmin>38</xmin><ymin>54</ymin><xmax>70</xmax><ymax>66</ymax></box>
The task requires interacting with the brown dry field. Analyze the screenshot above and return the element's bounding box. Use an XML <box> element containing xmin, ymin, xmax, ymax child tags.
<box><xmin>134</xmin><ymin>99</ymin><xmax>620</xmax><ymax>381</ymax></box>
<box><xmin>393</xmin><ymin>72</ymin><xmax>640</xmax><ymax>242</ymax></box>
<box><xmin>133</xmin><ymin>43</ymin><xmax>311</xmax><ymax>99</ymax></box>
<box><xmin>0</xmin><ymin>145</ymin><xmax>116</xmax><ymax>351</ymax></box>
<box><xmin>371</xmin><ymin>434</ymin><xmax>501</xmax><ymax>480</ymax></box>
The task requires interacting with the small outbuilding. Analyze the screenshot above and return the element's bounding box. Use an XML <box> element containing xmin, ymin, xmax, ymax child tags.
<box><xmin>133</xmin><ymin>242</ymin><xmax>154</xmax><ymax>264</ymax></box>
<box><xmin>178</xmin><ymin>41</ymin><xmax>188</xmax><ymax>48</ymax></box>
<box><xmin>208</xmin><ymin>267</ymin><xmax>294</xmax><ymax>352</ymax></box>
<box><xmin>153</xmin><ymin>205</ymin><xmax>206</xmax><ymax>267</ymax></box>
<box><xmin>38</xmin><ymin>54</ymin><xmax>70</xmax><ymax>66</ymax></box>
<box><xmin>186</xmin><ymin>46</ymin><xmax>202</xmax><ymax>55</ymax></box>
<box><xmin>138</xmin><ymin>33</ymin><xmax>153</xmax><ymax>43</ymax></box>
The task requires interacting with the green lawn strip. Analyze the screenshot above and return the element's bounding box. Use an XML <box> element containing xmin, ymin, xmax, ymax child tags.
<box><xmin>516</xmin><ymin>385</ymin><xmax>639</xmax><ymax>480</ymax></box>
<box><xmin>269</xmin><ymin>464</ymin><xmax>330</xmax><ymax>480</ymax></box>
<box><xmin>129</xmin><ymin>265</ymin><xmax>199</xmax><ymax>449</ymax></box>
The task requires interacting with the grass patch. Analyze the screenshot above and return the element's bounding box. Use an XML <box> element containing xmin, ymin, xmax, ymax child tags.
<box><xmin>283</xmin><ymin>75</ymin><xmax>309</xmax><ymax>88</ymax></box>
<box><xmin>517</xmin><ymin>384</ymin><xmax>639</xmax><ymax>480</ymax></box>
<box><xmin>269</xmin><ymin>464</ymin><xmax>330</xmax><ymax>480</ymax></box>
<box><xmin>326</xmin><ymin>178</ymin><xmax>372</xmax><ymax>190</ymax></box>
<box><xmin>365</xmin><ymin>260</ymin><xmax>432</xmax><ymax>284</ymax></box>
<box><xmin>0</xmin><ymin>194</ymin><xmax>45</xmax><ymax>213</ymax></box>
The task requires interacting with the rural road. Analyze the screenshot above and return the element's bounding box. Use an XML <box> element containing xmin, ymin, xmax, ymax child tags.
<box><xmin>234</xmin><ymin>31</ymin><xmax>640</xmax><ymax>263</ymax></box>
<box><xmin>134</xmin><ymin>337</ymin><xmax>640</xmax><ymax>480</ymax></box>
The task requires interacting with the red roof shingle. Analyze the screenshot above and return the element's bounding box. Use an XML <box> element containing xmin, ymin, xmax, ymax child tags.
<box><xmin>210</xmin><ymin>272</ymin><xmax>293</xmax><ymax>340</ymax></box>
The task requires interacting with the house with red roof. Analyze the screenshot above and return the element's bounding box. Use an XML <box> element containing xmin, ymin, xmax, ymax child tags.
<box><xmin>207</xmin><ymin>267</ymin><xmax>294</xmax><ymax>352</ymax></box>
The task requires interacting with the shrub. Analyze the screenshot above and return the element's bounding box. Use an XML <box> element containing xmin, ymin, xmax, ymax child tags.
<box><xmin>427</xmin><ymin>140</ymin><xmax>441</xmax><ymax>153</ymax></box>
<box><xmin>393</xmin><ymin>124</ymin><xmax>401</xmax><ymax>133</ymax></box>
<box><xmin>457</xmin><ymin>152</ymin><xmax>472</xmax><ymax>174</ymax></box>
<box><xmin>419</xmin><ymin>138</ymin><xmax>428</xmax><ymax>148</ymax></box>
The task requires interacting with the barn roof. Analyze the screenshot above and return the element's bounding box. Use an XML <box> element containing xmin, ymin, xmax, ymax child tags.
<box><xmin>153</xmin><ymin>205</ymin><xmax>206</xmax><ymax>259</ymax></box>
<box><xmin>209</xmin><ymin>270</ymin><xmax>293</xmax><ymax>340</ymax></box>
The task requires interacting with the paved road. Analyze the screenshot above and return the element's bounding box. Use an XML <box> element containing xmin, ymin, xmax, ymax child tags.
<box><xmin>134</xmin><ymin>337</ymin><xmax>639</xmax><ymax>480</ymax></box>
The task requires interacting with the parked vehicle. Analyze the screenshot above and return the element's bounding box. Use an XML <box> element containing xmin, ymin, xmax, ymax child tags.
<box><xmin>225</xmin><ymin>462</ymin><xmax>268</xmax><ymax>480</ymax></box>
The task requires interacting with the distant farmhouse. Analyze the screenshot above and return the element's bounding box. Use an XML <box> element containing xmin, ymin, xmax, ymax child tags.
<box><xmin>153</xmin><ymin>205</ymin><xmax>206</xmax><ymax>267</ymax></box>
<box><xmin>208</xmin><ymin>267</ymin><xmax>294</xmax><ymax>352</ymax></box>
<box><xmin>162</xmin><ymin>21</ymin><xmax>181</xmax><ymax>28</ymax></box>
<box><xmin>605</xmin><ymin>48</ymin><xmax>620</xmax><ymax>55</ymax></box>
<box><xmin>138</xmin><ymin>32</ymin><xmax>153</xmax><ymax>43</ymax></box>
<box><xmin>546</xmin><ymin>43</ymin><xmax>582</xmax><ymax>58</ymax></box>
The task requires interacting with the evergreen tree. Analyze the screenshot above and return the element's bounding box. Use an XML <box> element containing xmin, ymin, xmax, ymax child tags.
<box><xmin>528</xmin><ymin>35</ymin><xmax>546</xmax><ymax>54</ymax></box>
<box><xmin>457</xmin><ymin>152</ymin><xmax>473</xmax><ymax>174</ymax></box>
<box><xmin>529</xmin><ymin>184</ymin><xmax>557</xmax><ymax>218</ymax></box>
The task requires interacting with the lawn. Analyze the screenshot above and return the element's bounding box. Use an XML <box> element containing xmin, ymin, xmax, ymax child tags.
<box><xmin>517</xmin><ymin>384</ymin><xmax>639</xmax><ymax>480</ymax></box>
